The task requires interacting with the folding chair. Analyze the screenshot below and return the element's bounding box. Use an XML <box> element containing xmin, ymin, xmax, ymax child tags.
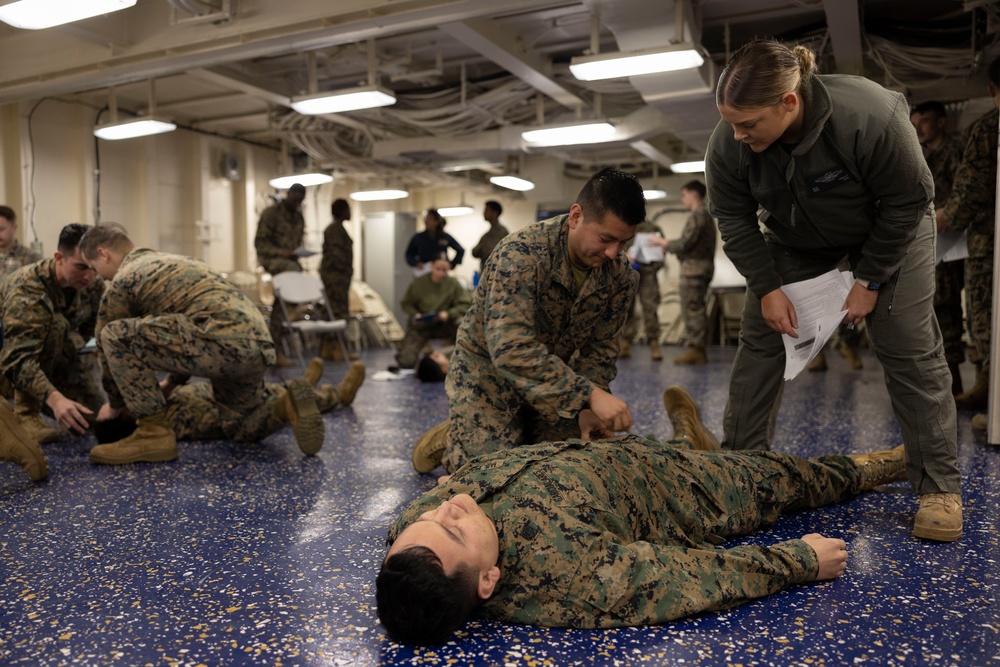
<box><xmin>271</xmin><ymin>272</ymin><xmax>350</xmax><ymax>367</ymax></box>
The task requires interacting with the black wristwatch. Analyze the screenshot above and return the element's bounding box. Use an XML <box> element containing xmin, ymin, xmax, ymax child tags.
<box><xmin>857</xmin><ymin>278</ymin><xmax>881</xmax><ymax>291</ymax></box>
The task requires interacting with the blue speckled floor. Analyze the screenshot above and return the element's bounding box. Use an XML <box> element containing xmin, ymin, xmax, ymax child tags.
<box><xmin>2</xmin><ymin>346</ymin><xmax>998</xmax><ymax>667</ymax></box>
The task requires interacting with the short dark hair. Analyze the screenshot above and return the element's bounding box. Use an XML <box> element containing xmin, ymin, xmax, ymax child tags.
<box><xmin>576</xmin><ymin>167</ymin><xmax>646</xmax><ymax>226</ymax></box>
<box><xmin>0</xmin><ymin>205</ymin><xmax>16</xmax><ymax>224</ymax></box>
<box><xmin>331</xmin><ymin>198</ymin><xmax>350</xmax><ymax>219</ymax></box>
<box><xmin>288</xmin><ymin>183</ymin><xmax>306</xmax><ymax>195</ymax></box>
<box><xmin>57</xmin><ymin>224</ymin><xmax>92</xmax><ymax>255</ymax></box>
<box><xmin>426</xmin><ymin>209</ymin><xmax>446</xmax><ymax>229</ymax></box>
<box><xmin>681</xmin><ymin>180</ymin><xmax>707</xmax><ymax>199</ymax></box>
<box><xmin>485</xmin><ymin>200</ymin><xmax>502</xmax><ymax>216</ymax></box>
<box><xmin>376</xmin><ymin>546</ymin><xmax>480</xmax><ymax>645</ymax></box>
<box><xmin>911</xmin><ymin>101</ymin><xmax>947</xmax><ymax>118</ymax></box>
<box><xmin>417</xmin><ymin>355</ymin><xmax>446</xmax><ymax>383</ymax></box>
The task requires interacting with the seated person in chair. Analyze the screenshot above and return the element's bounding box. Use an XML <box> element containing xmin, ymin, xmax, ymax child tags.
<box><xmin>395</xmin><ymin>258</ymin><xmax>471</xmax><ymax>370</ymax></box>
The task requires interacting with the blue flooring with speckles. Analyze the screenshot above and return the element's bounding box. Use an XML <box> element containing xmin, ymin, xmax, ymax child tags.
<box><xmin>1</xmin><ymin>345</ymin><xmax>998</xmax><ymax>667</ymax></box>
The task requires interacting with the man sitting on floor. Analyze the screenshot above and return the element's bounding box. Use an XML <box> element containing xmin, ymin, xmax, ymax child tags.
<box><xmin>377</xmin><ymin>386</ymin><xmax>905</xmax><ymax>645</ymax></box>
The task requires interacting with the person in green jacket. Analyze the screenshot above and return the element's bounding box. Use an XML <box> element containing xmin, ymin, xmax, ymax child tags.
<box><xmin>395</xmin><ymin>258</ymin><xmax>471</xmax><ymax>369</ymax></box>
<box><xmin>706</xmin><ymin>39</ymin><xmax>960</xmax><ymax>542</ymax></box>
<box><xmin>377</xmin><ymin>386</ymin><xmax>905</xmax><ymax>646</ymax></box>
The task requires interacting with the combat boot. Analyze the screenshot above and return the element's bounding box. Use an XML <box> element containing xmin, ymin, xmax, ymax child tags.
<box><xmin>412</xmin><ymin>420</ymin><xmax>450</xmax><ymax>473</ymax></box>
<box><xmin>618</xmin><ymin>337</ymin><xmax>632</xmax><ymax>358</ymax></box>
<box><xmin>13</xmin><ymin>391</ymin><xmax>63</xmax><ymax>443</ymax></box>
<box><xmin>954</xmin><ymin>371</ymin><xmax>988</xmax><ymax>410</ymax></box>
<box><xmin>272</xmin><ymin>352</ymin><xmax>296</xmax><ymax>368</ymax></box>
<box><xmin>335</xmin><ymin>362</ymin><xmax>365</xmax><ymax>406</ymax></box>
<box><xmin>89</xmin><ymin>412</ymin><xmax>177</xmax><ymax>465</ymax></box>
<box><xmin>807</xmin><ymin>350</ymin><xmax>827</xmax><ymax>372</ymax></box>
<box><xmin>274</xmin><ymin>378</ymin><xmax>325</xmax><ymax>456</ymax></box>
<box><xmin>304</xmin><ymin>357</ymin><xmax>324</xmax><ymax>386</ymax></box>
<box><xmin>947</xmin><ymin>361</ymin><xmax>963</xmax><ymax>396</ymax></box>
<box><xmin>847</xmin><ymin>444</ymin><xmax>905</xmax><ymax>490</ymax></box>
<box><xmin>650</xmin><ymin>339</ymin><xmax>663</xmax><ymax>361</ymax></box>
<box><xmin>0</xmin><ymin>400</ymin><xmax>48</xmax><ymax>481</ymax></box>
<box><xmin>662</xmin><ymin>386</ymin><xmax>720</xmax><ymax>451</ymax></box>
<box><xmin>839</xmin><ymin>342</ymin><xmax>863</xmax><ymax>370</ymax></box>
<box><xmin>674</xmin><ymin>346</ymin><xmax>707</xmax><ymax>366</ymax></box>
<box><xmin>913</xmin><ymin>492</ymin><xmax>963</xmax><ymax>542</ymax></box>
<box><xmin>971</xmin><ymin>413</ymin><xmax>987</xmax><ymax>431</ymax></box>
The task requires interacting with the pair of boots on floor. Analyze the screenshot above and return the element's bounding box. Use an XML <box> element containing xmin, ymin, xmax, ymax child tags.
<box><xmin>1</xmin><ymin>360</ymin><xmax>366</xmax><ymax>477</ymax></box>
<box><xmin>411</xmin><ymin>386</ymin><xmax>962</xmax><ymax>543</ymax></box>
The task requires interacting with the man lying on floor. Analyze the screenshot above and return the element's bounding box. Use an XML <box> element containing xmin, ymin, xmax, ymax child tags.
<box><xmin>376</xmin><ymin>386</ymin><xmax>905</xmax><ymax>645</ymax></box>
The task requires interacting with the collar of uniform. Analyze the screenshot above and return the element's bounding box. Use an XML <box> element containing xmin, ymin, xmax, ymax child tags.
<box><xmin>793</xmin><ymin>75</ymin><xmax>834</xmax><ymax>156</ymax></box>
<box><xmin>550</xmin><ymin>214</ymin><xmax>579</xmax><ymax>293</ymax></box>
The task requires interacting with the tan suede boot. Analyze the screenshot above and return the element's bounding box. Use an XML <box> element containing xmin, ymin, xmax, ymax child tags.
<box><xmin>913</xmin><ymin>492</ymin><xmax>963</xmax><ymax>542</ymax></box>
<box><xmin>335</xmin><ymin>362</ymin><xmax>365</xmax><ymax>406</ymax></box>
<box><xmin>272</xmin><ymin>352</ymin><xmax>296</xmax><ymax>368</ymax></box>
<box><xmin>89</xmin><ymin>412</ymin><xmax>177</xmax><ymax>465</ymax></box>
<box><xmin>674</xmin><ymin>346</ymin><xmax>707</xmax><ymax>366</ymax></box>
<box><xmin>954</xmin><ymin>370</ymin><xmax>988</xmax><ymax>410</ymax></box>
<box><xmin>971</xmin><ymin>413</ymin><xmax>987</xmax><ymax>431</ymax></box>
<box><xmin>650</xmin><ymin>339</ymin><xmax>663</xmax><ymax>361</ymax></box>
<box><xmin>274</xmin><ymin>378</ymin><xmax>325</xmax><ymax>456</ymax></box>
<box><xmin>662</xmin><ymin>386</ymin><xmax>720</xmax><ymax>451</ymax></box>
<box><xmin>618</xmin><ymin>337</ymin><xmax>631</xmax><ymax>358</ymax></box>
<box><xmin>412</xmin><ymin>420</ymin><xmax>450</xmax><ymax>474</ymax></box>
<box><xmin>839</xmin><ymin>342</ymin><xmax>863</xmax><ymax>370</ymax></box>
<box><xmin>304</xmin><ymin>357</ymin><xmax>324</xmax><ymax>386</ymax></box>
<box><xmin>0</xmin><ymin>400</ymin><xmax>48</xmax><ymax>481</ymax></box>
<box><xmin>14</xmin><ymin>391</ymin><xmax>63</xmax><ymax>443</ymax></box>
<box><xmin>807</xmin><ymin>350</ymin><xmax>828</xmax><ymax>372</ymax></box>
<box><xmin>847</xmin><ymin>444</ymin><xmax>905</xmax><ymax>490</ymax></box>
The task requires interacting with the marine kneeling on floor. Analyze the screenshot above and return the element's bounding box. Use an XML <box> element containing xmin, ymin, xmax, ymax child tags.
<box><xmin>376</xmin><ymin>386</ymin><xmax>906</xmax><ymax>645</ymax></box>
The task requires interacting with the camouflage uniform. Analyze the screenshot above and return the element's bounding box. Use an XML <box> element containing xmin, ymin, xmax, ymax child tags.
<box><xmin>925</xmin><ymin>136</ymin><xmax>966</xmax><ymax>365</ymax></box>
<box><xmin>389</xmin><ymin>434</ymin><xmax>863</xmax><ymax>628</ymax></box>
<box><xmin>96</xmin><ymin>249</ymin><xmax>277</xmax><ymax>442</ymax></box>
<box><xmin>940</xmin><ymin>109</ymin><xmax>997</xmax><ymax>380</ymax></box>
<box><xmin>665</xmin><ymin>204</ymin><xmax>716</xmax><ymax>348</ymax></box>
<box><xmin>255</xmin><ymin>202</ymin><xmax>305</xmax><ymax>345</ymax></box>
<box><xmin>320</xmin><ymin>218</ymin><xmax>353</xmax><ymax>319</ymax></box>
<box><xmin>443</xmin><ymin>216</ymin><xmax>638</xmax><ymax>472</ymax></box>
<box><xmin>471</xmin><ymin>223</ymin><xmax>510</xmax><ymax>268</ymax></box>
<box><xmin>166</xmin><ymin>381</ymin><xmax>342</xmax><ymax>440</ymax></box>
<box><xmin>395</xmin><ymin>274</ymin><xmax>471</xmax><ymax>368</ymax></box>
<box><xmin>622</xmin><ymin>220</ymin><xmax>664</xmax><ymax>344</ymax></box>
<box><xmin>0</xmin><ymin>259</ymin><xmax>105</xmax><ymax>414</ymax></box>
<box><xmin>0</xmin><ymin>241</ymin><xmax>42</xmax><ymax>277</ymax></box>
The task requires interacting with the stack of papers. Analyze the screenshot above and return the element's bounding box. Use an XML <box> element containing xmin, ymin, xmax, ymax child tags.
<box><xmin>781</xmin><ymin>269</ymin><xmax>853</xmax><ymax>380</ymax></box>
<box><xmin>632</xmin><ymin>232</ymin><xmax>665</xmax><ymax>263</ymax></box>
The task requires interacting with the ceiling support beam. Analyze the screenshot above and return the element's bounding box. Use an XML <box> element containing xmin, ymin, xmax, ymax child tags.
<box><xmin>439</xmin><ymin>19</ymin><xmax>587</xmax><ymax>111</ymax></box>
<box><xmin>824</xmin><ymin>0</ymin><xmax>863</xmax><ymax>75</ymax></box>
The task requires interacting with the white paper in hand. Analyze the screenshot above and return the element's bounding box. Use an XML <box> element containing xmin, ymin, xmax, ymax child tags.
<box><xmin>780</xmin><ymin>269</ymin><xmax>853</xmax><ymax>380</ymax></box>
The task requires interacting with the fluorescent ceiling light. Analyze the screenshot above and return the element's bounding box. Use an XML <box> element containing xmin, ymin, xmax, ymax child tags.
<box><xmin>670</xmin><ymin>160</ymin><xmax>705</xmax><ymax>173</ymax></box>
<box><xmin>569</xmin><ymin>44</ymin><xmax>705</xmax><ymax>81</ymax></box>
<box><xmin>437</xmin><ymin>206</ymin><xmax>474</xmax><ymax>217</ymax></box>
<box><xmin>0</xmin><ymin>0</ymin><xmax>136</xmax><ymax>29</ymax></box>
<box><xmin>93</xmin><ymin>117</ymin><xmax>176</xmax><ymax>141</ymax></box>
<box><xmin>438</xmin><ymin>158</ymin><xmax>501</xmax><ymax>173</ymax></box>
<box><xmin>643</xmin><ymin>189</ymin><xmax>668</xmax><ymax>200</ymax></box>
<box><xmin>291</xmin><ymin>86</ymin><xmax>396</xmax><ymax>115</ymax></box>
<box><xmin>490</xmin><ymin>175</ymin><xmax>535</xmax><ymax>192</ymax></box>
<box><xmin>521</xmin><ymin>121</ymin><xmax>616</xmax><ymax>147</ymax></box>
<box><xmin>268</xmin><ymin>173</ymin><xmax>333</xmax><ymax>189</ymax></box>
<box><xmin>349</xmin><ymin>189</ymin><xmax>409</xmax><ymax>202</ymax></box>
